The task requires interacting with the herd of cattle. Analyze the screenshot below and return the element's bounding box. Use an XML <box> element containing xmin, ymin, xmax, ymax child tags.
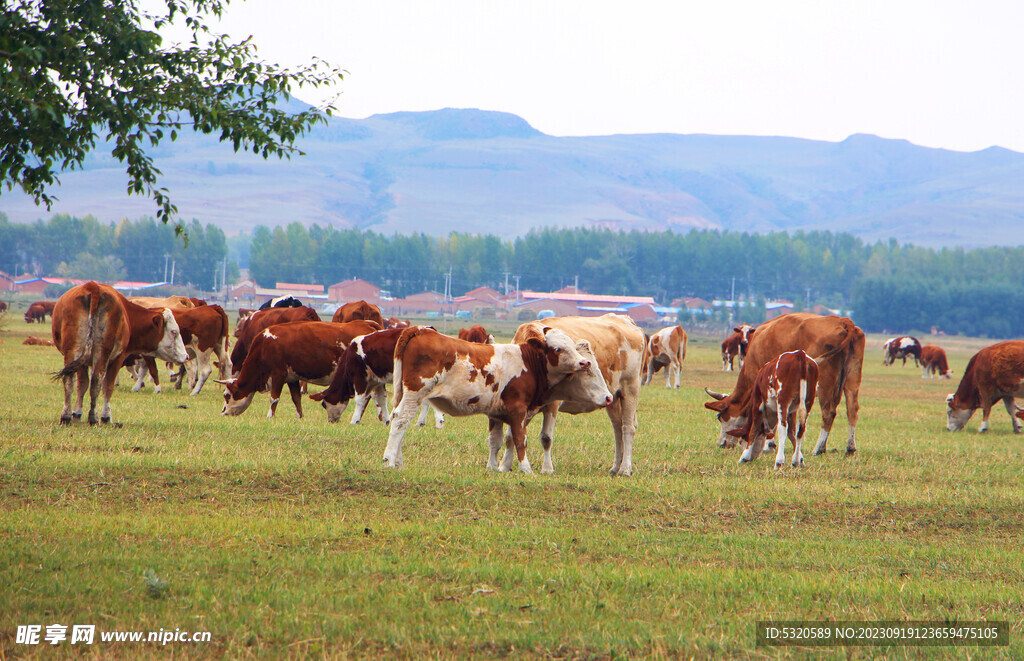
<box><xmin>4</xmin><ymin>281</ymin><xmax>1024</xmax><ymax>472</ymax></box>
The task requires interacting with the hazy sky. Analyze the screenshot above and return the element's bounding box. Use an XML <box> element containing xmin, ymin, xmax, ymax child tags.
<box><xmin>179</xmin><ymin>1</ymin><xmax>1023</xmax><ymax>152</ymax></box>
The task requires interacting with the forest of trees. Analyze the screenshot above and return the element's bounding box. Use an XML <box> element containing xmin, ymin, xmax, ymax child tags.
<box><xmin>2</xmin><ymin>214</ymin><xmax>1023</xmax><ymax>337</ymax></box>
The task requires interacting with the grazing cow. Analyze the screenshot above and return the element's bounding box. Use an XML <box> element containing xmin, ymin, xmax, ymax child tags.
<box><xmin>258</xmin><ymin>295</ymin><xmax>304</xmax><ymax>311</ymax></box>
<box><xmin>704</xmin><ymin>313</ymin><xmax>864</xmax><ymax>456</ymax></box>
<box><xmin>309</xmin><ymin>328</ymin><xmax>443</xmax><ymax>427</ymax></box>
<box><xmin>219</xmin><ymin>320</ymin><xmax>380</xmax><ymax>418</ymax></box>
<box><xmin>129</xmin><ymin>295</ymin><xmax>195</xmax><ymax>310</ymax></box>
<box><xmin>725</xmin><ymin>350</ymin><xmax>819</xmax><ymax>468</ymax></box>
<box><xmin>132</xmin><ymin>304</ymin><xmax>232</xmax><ymax>395</ymax></box>
<box><xmin>238</xmin><ymin>308</ymin><xmax>255</xmax><ymax>322</ymax></box>
<box><xmin>945</xmin><ymin>340</ymin><xmax>1024</xmax><ymax>433</ymax></box>
<box><xmin>721</xmin><ymin>324</ymin><xmax>755</xmax><ymax>371</ymax></box>
<box><xmin>23</xmin><ymin>336</ymin><xmax>55</xmax><ymax>346</ymax></box>
<box><xmin>230</xmin><ymin>306</ymin><xmax>321</xmax><ymax>376</ymax></box>
<box><xmin>511</xmin><ymin>313</ymin><xmax>646</xmax><ymax>475</ymax></box>
<box><xmin>51</xmin><ymin>282</ymin><xmax>188</xmax><ymax>425</ymax></box>
<box><xmin>921</xmin><ymin>344</ymin><xmax>953</xmax><ymax>379</ymax></box>
<box><xmin>458</xmin><ymin>324</ymin><xmax>494</xmax><ymax>344</ymax></box>
<box><xmin>189</xmin><ymin>297</ymin><xmax>207</xmax><ymax>307</ymax></box>
<box><xmin>642</xmin><ymin>325</ymin><xmax>687</xmax><ymax>388</ymax></box>
<box><xmin>0</xmin><ymin>301</ymin><xmax>7</xmax><ymax>312</ymax></box>
<box><xmin>382</xmin><ymin>326</ymin><xmax>591</xmax><ymax>471</ymax></box>
<box><xmin>882</xmin><ymin>336</ymin><xmax>922</xmax><ymax>367</ymax></box>
<box><xmin>385</xmin><ymin>317</ymin><xmax>410</xmax><ymax>329</ymax></box>
<box><xmin>25</xmin><ymin>301</ymin><xmax>56</xmax><ymax>323</ymax></box>
<box><xmin>332</xmin><ymin>300</ymin><xmax>384</xmax><ymax>327</ymax></box>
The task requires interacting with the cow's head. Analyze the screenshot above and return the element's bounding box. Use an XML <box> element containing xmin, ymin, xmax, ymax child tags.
<box><xmin>945</xmin><ymin>393</ymin><xmax>974</xmax><ymax>431</ymax></box>
<box><xmin>704</xmin><ymin>387</ymin><xmax>747</xmax><ymax>447</ymax></box>
<box><xmin>156</xmin><ymin>309</ymin><xmax>189</xmax><ymax>364</ymax></box>
<box><xmin>540</xmin><ymin>327</ymin><xmax>590</xmax><ymax>375</ymax></box>
<box><xmin>548</xmin><ymin>340</ymin><xmax>613</xmax><ymax>411</ymax></box>
<box><xmin>216</xmin><ymin>378</ymin><xmax>256</xmax><ymax>416</ymax></box>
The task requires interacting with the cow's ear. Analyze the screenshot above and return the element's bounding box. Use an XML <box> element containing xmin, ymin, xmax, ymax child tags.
<box><xmin>704</xmin><ymin>399</ymin><xmax>729</xmax><ymax>413</ymax></box>
<box><xmin>733</xmin><ymin>326</ymin><xmax>742</xmax><ymax>333</ymax></box>
<box><xmin>309</xmin><ymin>391</ymin><xmax>325</xmax><ymax>402</ymax></box>
<box><xmin>726</xmin><ymin>428</ymin><xmax>745</xmax><ymax>438</ymax></box>
<box><xmin>541</xmin><ymin>326</ymin><xmax>552</xmax><ymax>334</ymax></box>
<box><xmin>526</xmin><ymin>337</ymin><xmax>545</xmax><ymax>351</ymax></box>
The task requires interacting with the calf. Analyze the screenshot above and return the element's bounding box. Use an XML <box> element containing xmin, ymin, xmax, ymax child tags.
<box><xmin>332</xmin><ymin>300</ymin><xmax>384</xmax><ymax>326</ymax></box>
<box><xmin>230</xmin><ymin>306</ymin><xmax>321</xmax><ymax>376</ymax></box>
<box><xmin>882</xmin><ymin>336</ymin><xmax>922</xmax><ymax>367</ymax></box>
<box><xmin>946</xmin><ymin>340</ymin><xmax>1024</xmax><ymax>433</ymax></box>
<box><xmin>52</xmin><ymin>282</ymin><xmax>187</xmax><ymax>425</ymax></box>
<box><xmin>721</xmin><ymin>324</ymin><xmax>755</xmax><ymax>371</ymax></box>
<box><xmin>219</xmin><ymin>320</ymin><xmax>380</xmax><ymax>418</ymax></box>
<box><xmin>458</xmin><ymin>324</ymin><xmax>494</xmax><ymax>344</ymax></box>
<box><xmin>23</xmin><ymin>336</ymin><xmax>55</xmax><ymax>346</ymax></box>
<box><xmin>725</xmin><ymin>350</ymin><xmax>819</xmax><ymax>468</ymax></box>
<box><xmin>383</xmin><ymin>326</ymin><xmax>590</xmax><ymax>472</ymax></box>
<box><xmin>25</xmin><ymin>301</ymin><xmax>56</xmax><ymax>323</ymax></box>
<box><xmin>921</xmin><ymin>344</ymin><xmax>953</xmax><ymax>379</ymax></box>
<box><xmin>642</xmin><ymin>325</ymin><xmax>687</xmax><ymax>388</ymax></box>
<box><xmin>308</xmin><ymin>328</ymin><xmax>443</xmax><ymax>427</ymax></box>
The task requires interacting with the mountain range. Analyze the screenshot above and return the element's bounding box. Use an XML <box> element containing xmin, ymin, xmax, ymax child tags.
<box><xmin>3</xmin><ymin>105</ymin><xmax>1023</xmax><ymax>247</ymax></box>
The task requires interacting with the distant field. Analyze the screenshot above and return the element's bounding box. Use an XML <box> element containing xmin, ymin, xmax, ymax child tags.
<box><xmin>0</xmin><ymin>311</ymin><xmax>1020</xmax><ymax>660</ymax></box>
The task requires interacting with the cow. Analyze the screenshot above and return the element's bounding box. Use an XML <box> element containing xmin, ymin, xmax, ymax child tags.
<box><xmin>130</xmin><ymin>304</ymin><xmax>232</xmax><ymax>395</ymax></box>
<box><xmin>230</xmin><ymin>306</ymin><xmax>321</xmax><ymax>376</ymax></box>
<box><xmin>721</xmin><ymin>324</ymin><xmax>755</xmax><ymax>371</ymax></box>
<box><xmin>921</xmin><ymin>344</ymin><xmax>953</xmax><ymax>379</ymax></box>
<box><xmin>382</xmin><ymin>325</ymin><xmax>592</xmax><ymax>472</ymax></box>
<box><xmin>188</xmin><ymin>297</ymin><xmax>207</xmax><ymax>307</ymax></box>
<box><xmin>458</xmin><ymin>324</ymin><xmax>494</xmax><ymax>344</ymax></box>
<box><xmin>509</xmin><ymin>314</ymin><xmax>646</xmax><ymax>475</ymax></box>
<box><xmin>238</xmin><ymin>308</ymin><xmax>255</xmax><ymax>322</ymax></box>
<box><xmin>25</xmin><ymin>301</ymin><xmax>56</xmax><ymax>323</ymax></box>
<box><xmin>23</xmin><ymin>336</ymin><xmax>55</xmax><ymax>346</ymax></box>
<box><xmin>308</xmin><ymin>328</ymin><xmax>443</xmax><ymax>428</ymax></box>
<box><xmin>725</xmin><ymin>350</ymin><xmax>819</xmax><ymax>468</ymax></box>
<box><xmin>385</xmin><ymin>317</ymin><xmax>410</xmax><ymax>329</ymax></box>
<box><xmin>51</xmin><ymin>282</ymin><xmax>188</xmax><ymax>425</ymax></box>
<box><xmin>882</xmin><ymin>336</ymin><xmax>922</xmax><ymax>367</ymax></box>
<box><xmin>219</xmin><ymin>320</ymin><xmax>381</xmax><ymax>418</ymax></box>
<box><xmin>704</xmin><ymin>313</ymin><xmax>864</xmax><ymax>456</ymax></box>
<box><xmin>945</xmin><ymin>340</ymin><xmax>1024</xmax><ymax>434</ymax></box>
<box><xmin>642</xmin><ymin>325</ymin><xmax>687</xmax><ymax>388</ymax></box>
<box><xmin>129</xmin><ymin>295</ymin><xmax>195</xmax><ymax>310</ymax></box>
<box><xmin>258</xmin><ymin>295</ymin><xmax>304</xmax><ymax>311</ymax></box>
<box><xmin>332</xmin><ymin>300</ymin><xmax>384</xmax><ymax>327</ymax></box>
<box><xmin>0</xmin><ymin>301</ymin><xmax>7</xmax><ymax>313</ymax></box>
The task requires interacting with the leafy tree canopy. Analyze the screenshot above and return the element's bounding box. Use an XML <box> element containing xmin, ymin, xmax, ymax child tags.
<box><xmin>0</xmin><ymin>0</ymin><xmax>342</xmax><ymax>231</ymax></box>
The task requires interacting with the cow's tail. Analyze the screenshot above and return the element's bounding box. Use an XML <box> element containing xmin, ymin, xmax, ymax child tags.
<box><xmin>51</xmin><ymin>287</ymin><xmax>100</xmax><ymax>380</ymax></box>
<box><xmin>215</xmin><ymin>305</ymin><xmax>232</xmax><ymax>377</ymax></box>
<box><xmin>810</xmin><ymin>318</ymin><xmax>862</xmax><ymax>404</ymax></box>
<box><xmin>680</xmin><ymin>330</ymin><xmax>688</xmax><ymax>362</ymax></box>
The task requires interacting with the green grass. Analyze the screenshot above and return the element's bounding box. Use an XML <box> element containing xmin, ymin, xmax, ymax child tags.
<box><xmin>0</xmin><ymin>314</ymin><xmax>1021</xmax><ymax>659</ymax></box>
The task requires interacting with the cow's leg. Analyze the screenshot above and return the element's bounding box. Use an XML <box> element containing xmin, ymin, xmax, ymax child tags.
<box><xmin>1003</xmin><ymin>397</ymin><xmax>1022</xmax><ymax>433</ymax></box>
<box><xmin>172</xmin><ymin>362</ymin><xmax>186</xmax><ymax>390</ymax></box>
<box><xmin>72</xmin><ymin>366</ymin><xmax>88</xmax><ymax>421</ymax></box>
<box><xmin>922</xmin><ymin>364</ymin><xmax>929</xmax><ymax>379</ymax></box>
<box><xmin>487</xmin><ymin>419</ymin><xmax>505</xmax><ymax>471</ymax></box>
<box><xmin>842</xmin><ymin>355</ymin><xmax>862</xmax><ymax>455</ymax></box>
<box><xmin>87</xmin><ymin>362</ymin><xmax>103</xmax><ymax>425</ymax></box>
<box><xmin>430</xmin><ymin>404</ymin><xmax>444</xmax><ymax>428</ymax></box>
<box><xmin>60</xmin><ymin>367</ymin><xmax>77</xmax><ymax>424</ymax></box>
<box><xmin>812</xmin><ymin>397</ymin><xmax>837</xmax><ymax>456</ymax></box>
<box><xmin>267</xmin><ymin>377</ymin><xmax>283</xmax><ymax>418</ymax></box>
<box><xmin>145</xmin><ymin>357</ymin><xmax>161</xmax><ymax>394</ymax></box>
<box><xmin>615</xmin><ymin>385</ymin><xmax>639</xmax><ymax>476</ymax></box>
<box><xmin>131</xmin><ymin>357</ymin><xmax>147</xmax><ymax>392</ymax></box>
<box><xmin>371</xmin><ymin>384</ymin><xmax>391</xmax><ymax>424</ymax></box>
<box><xmin>539</xmin><ymin>406</ymin><xmax>559</xmax><ymax>475</ymax></box>
<box><xmin>383</xmin><ymin>392</ymin><xmax>424</xmax><ymax>468</ymax></box>
<box><xmin>665</xmin><ymin>362</ymin><xmax>672</xmax><ymax>388</ymax></box>
<box><xmin>350</xmin><ymin>391</ymin><xmax>373</xmax><ymax>424</ymax></box>
<box><xmin>287</xmin><ymin>381</ymin><xmax>303</xmax><ymax>418</ymax></box>
<box><xmin>416</xmin><ymin>402</ymin><xmax>430</xmax><ymax>426</ymax></box>
<box><xmin>99</xmin><ymin>359</ymin><xmax>120</xmax><ymax>424</ymax></box>
<box><xmin>774</xmin><ymin>404</ymin><xmax>789</xmax><ymax>469</ymax></box>
<box><xmin>507</xmin><ymin>408</ymin><xmax>533</xmax><ymax>474</ymax></box>
<box><xmin>674</xmin><ymin>361</ymin><xmax>682</xmax><ymax>389</ymax></box>
<box><xmin>189</xmin><ymin>350</ymin><xmax>214</xmax><ymax>396</ymax></box>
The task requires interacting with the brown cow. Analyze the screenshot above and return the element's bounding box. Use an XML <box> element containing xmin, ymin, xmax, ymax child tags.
<box><xmin>383</xmin><ymin>326</ymin><xmax>591</xmax><ymax>471</ymax></box>
<box><xmin>309</xmin><ymin>328</ymin><xmax>443</xmax><ymax>427</ymax></box>
<box><xmin>721</xmin><ymin>324</ymin><xmax>755</xmax><ymax>372</ymax></box>
<box><xmin>219</xmin><ymin>320</ymin><xmax>380</xmax><ymax>418</ymax></box>
<box><xmin>129</xmin><ymin>295</ymin><xmax>195</xmax><ymax>310</ymax></box>
<box><xmin>506</xmin><ymin>314</ymin><xmax>646</xmax><ymax>475</ymax></box>
<box><xmin>385</xmin><ymin>317</ymin><xmax>410</xmax><ymax>329</ymax></box>
<box><xmin>230</xmin><ymin>306</ymin><xmax>321</xmax><ymax>376</ymax></box>
<box><xmin>458</xmin><ymin>324</ymin><xmax>494</xmax><ymax>344</ymax></box>
<box><xmin>642</xmin><ymin>325</ymin><xmax>687</xmax><ymax>388</ymax></box>
<box><xmin>704</xmin><ymin>313</ymin><xmax>864</xmax><ymax>456</ymax></box>
<box><xmin>51</xmin><ymin>282</ymin><xmax>188</xmax><ymax>425</ymax></box>
<box><xmin>946</xmin><ymin>340</ymin><xmax>1024</xmax><ymax>433</ymax></box>
<box><xmin>23</xmin><ymin>336</ymin><xmax>55</xmax><ymax>346</ymax></box>
<box><xmin>131</xmin><ymin>305</ymin><xmax>232</xmax><ymax>395</ymax></box>
<box><xmin>725</xmin><ymin>350</ymin><xmax>819</xmax><ymax>468</ymax></box>
<box><xmin>921</xmin><ymin>344</ymin><xmax>953</xmax><ymax>379</ymax></box>
<box><xmin>0</xmin><ymin>300</ymin><xmax>7</xmax><ymax>313</ymax></box>
<box><xmin>238</xmin><ymin>308</ymin><xmax>255</xmax><ymax>322</ymax></box>
<box><xmin>332</xmin><ymin>300</ymin><xmax>384</xmax><ymax>326</ymax></box>
<box><xmin>25</xmin><ymin>301</ymin><xmax>56</xmax><ymax>323</ymax></box>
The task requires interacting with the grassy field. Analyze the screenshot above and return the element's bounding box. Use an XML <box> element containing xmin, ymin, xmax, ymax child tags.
<box><xmin>0</xmin><ymin>311</ymin><xmax>1021</xmax><ymax>659</ymax></box>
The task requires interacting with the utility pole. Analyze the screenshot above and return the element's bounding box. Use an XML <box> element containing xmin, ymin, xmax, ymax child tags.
<box><xmin>504</xmin><ymin>271</ymin><xmax>509</xmax><ymax>296</ymax></box>
<box><xmin>574</xmin><ymin>274</ymin><xmax>579</xmax><ymax>293</ymax></box>
<box><xmin>163</xmin><ymin>253</ymin><xmax>170</xmax><ymax>283</ymax></box>
<box><xmin>222</xmin><ymin>259</ymin><xmax>228</xmax><ymax>302</ymax></box>
<box><xmin>170</xmin><ymin>260</ymin><xmax>175</xmax><ymax>286</ymax></box>
<box><xmin>514</xmin><ymin>275</ymin><xmax>521</xmax><ymax>304</ymax></box>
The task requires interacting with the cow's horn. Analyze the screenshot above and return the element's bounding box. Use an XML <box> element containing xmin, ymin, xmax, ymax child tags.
<box><xmin>704</xmin><ymin>387</ymin><xmax>727</xmax><ymax>401</ymax></box>
<box><xmin>212</xmin><ymin>379</ymin><xmax>232</xmax><ymax>385</ymax></box>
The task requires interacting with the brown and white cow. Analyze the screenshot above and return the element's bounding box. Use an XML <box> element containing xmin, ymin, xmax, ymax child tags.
<box><xmin>382</xmin><ymin>326</ymin><xmax>591</xmax><ymax>472</ymax></box>
<box><xmin>921</xmin><ymin>344</ymin><xmax>953</xmax><ymax>379</ymax></box>
<box><xmin>51</xmin><ymin>282</ymin><xmax>187</xmax><ymax>425</ymax></box>
<box><xmin>945</xmin><ymin>340</ymin><xmax>1024</xmax><ymax>434</ymax></box>
<box><xmin>704</xmin><ymin>313</ymin><xmax>864</xmax><ymax>456</ymax></box>
<box><xmin>725</xmin><ymin>350</ymin><xmax>819</xmax><ymax>468</ymax></box>
<box><xmin>332</xmin><ymin>300</ymin><xmax>384</xmax><ymax>326</ymax></box>
<box><xmin>238</xmin><ymin>308</ymin><xmax>256</xmax><ymax>323</ymax></box>
<box><xmin>130</xmin><ymin>304</ymin><xmax>232</xmax><ymax>395</ymax></box>
<box><xmin>510</xmin><ymin>314</ymin><xmax>646</xmax><ymax>475</ymax></box>
<box><xmin>25</xmin><ymin>301</ymin><xmax>56</xmax><ymax>323</ymax></box>
<box><xmin>385</xmin><ymin>317</ymin><xmax>410</xmax><ymax>329</ymax></box>
<box><xmin>129</xmin><ymin>295</ymin><xmax>196</xmax><ymax>310</ymax></box>
<box><xmin>642</xmin><ymin>325</ymin><xmax>687</xmax><ymax>388</ymax></box>
<box><xmin>219</xmin><ymin>320</ymin><xmax>380</xmax><ymax>418</ymax></box>
<box><xmin>721</xmin><ymin>324</ymin><xmax>755</xmax><ymax>371</ymax></box>
<box><xmin>230</xmin><ymin>306</ymin><xmax>322</xmax><ymax>376</ymax></box>
<box><xmin>458</xmin><ymin>324</ymin><xmax>495</xmax><ymax>344</ymax></box>
<box><xmin>308</xmin><ymin>327</ymin><xmax>443</xmax><ymax>427</ymax></box>
<box><xmin>882</xmin><ymin>336</ymin><xmax>922</xmax><ymax>367</ymax></box>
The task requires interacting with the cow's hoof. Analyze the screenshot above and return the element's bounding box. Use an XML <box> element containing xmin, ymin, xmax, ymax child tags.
<box><xmin>844</xmin><ymin>448</ymin><xmax>857</xmax><ymax>456</ymax></box>
<box><xmin>71</xmin><ymin>412</ymin><xmax>82</xmax><ymax>421</ymax></box>
<box><xmin>775</xmin><ymin>461</ymin><xmax>784</xmax><ymax>469</ymax></box>
<box><xmin>100</xmin><ymin>416</ymin><xmax>111</xmax><ymax>425</ymax></box>
<box><xmin>59</xmin><ymin>416</ymin><xmax>73</xmax><ymax>426</ymax></box>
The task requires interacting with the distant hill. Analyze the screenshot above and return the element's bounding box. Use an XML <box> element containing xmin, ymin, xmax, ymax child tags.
<box><xmin>3</xmin><ymin>106</ymin><xmax>1024</xmax><ymax>248</ymax></box>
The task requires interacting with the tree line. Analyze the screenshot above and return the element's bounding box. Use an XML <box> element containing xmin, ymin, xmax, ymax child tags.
<box><xmin>3</xmin><ymin>214</ymin><xmax>1023</xmax><ymax>337</ymax></box>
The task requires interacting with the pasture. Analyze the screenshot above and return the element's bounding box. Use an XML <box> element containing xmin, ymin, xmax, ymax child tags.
<box><xmin>0</xmin><ymin>314</ymin><xmax>1021</xmax><ymax>659</ymax></box>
